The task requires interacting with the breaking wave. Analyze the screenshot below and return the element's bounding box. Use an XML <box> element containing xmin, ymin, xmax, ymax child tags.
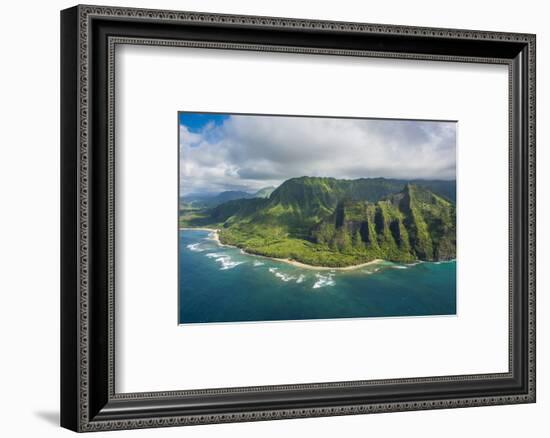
<box><xmin>313</xmin><ymin>273</ymin><xmax>335</xmax><ymax>289</ymax></box>
<box><xmin>274</xmin><ymin>272</ymin><xmax>296</xmax><ymax>282</ymax></box>
<box><xmin>218</xmin><ymin>257</ymin><xmax>244</xmax><ymax>270</ymax></box>
<box><xmin>205</xmin><ymin>252</ymin><xmax>244</xmax><ymax>270</ymax></box>
<box><xmin>268</xmin><ymin>268</ymin><xmax>306</xmax><ymax>284</ymax></box>
<box><xmin>186</xmin><ymin>243</ymin><xmax>204</xmax><ymax>252</ymax></box>
<box><xmin>362</xmin><ymin>267</ymin><xmax>381</xmax><ymax>275</ymax></box>
<box><xmin>433</xmin><ymin>259</ymin><xmax>456</xmax><ymax>265</ymax></box>
<box><xmin>268</xmin><ymin>267</ymin><xmax>295</xmax><ymax>282</ymax></box>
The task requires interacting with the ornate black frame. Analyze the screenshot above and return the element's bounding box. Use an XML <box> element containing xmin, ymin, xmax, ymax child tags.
<box><xmin>60</xmin><ymin>5</ymin><xmax>536</xmax><ymax>432</ymax></box>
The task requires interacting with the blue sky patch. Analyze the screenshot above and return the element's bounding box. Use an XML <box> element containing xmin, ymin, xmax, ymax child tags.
<box><xmin>179</xmin><ymin>112</ymin><xmax>229</xmax><ymax>133</ymax></box>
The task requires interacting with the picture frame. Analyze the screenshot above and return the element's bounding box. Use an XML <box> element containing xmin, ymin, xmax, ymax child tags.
<box><xmin>60</xmin><ymin>4</ymin><xmax>536</xmax><ymax>432</ymax></box>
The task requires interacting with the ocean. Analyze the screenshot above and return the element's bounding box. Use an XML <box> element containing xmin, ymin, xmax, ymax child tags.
<box><xmin>179</xmin><ymin>229</ymin><xmax>456</xmax><ymax>324</ymax></box>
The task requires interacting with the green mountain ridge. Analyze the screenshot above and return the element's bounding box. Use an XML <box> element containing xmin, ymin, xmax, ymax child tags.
<box><xmin>312</xmin><ymin>184</ymin><xmax>455</xmax><ymax>262</ymax></box>
<box><xmin>180</xmin><ymin>177</ymin><xmax>456</xmax><ymax>267</ymax></box>
<box><xmin>254</xmin><ymin>186</ymin><xmax>276</xmax><ymax>198</ymax></box>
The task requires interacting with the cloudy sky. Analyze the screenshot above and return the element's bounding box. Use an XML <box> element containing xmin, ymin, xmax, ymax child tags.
<box><xmin>179</xmin><ymin>112</ymin><xmax>456</xmax><ymax>195</ymax></box>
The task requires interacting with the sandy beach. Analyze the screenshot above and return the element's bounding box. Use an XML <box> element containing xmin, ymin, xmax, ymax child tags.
<box><xmin>271</xmin><ymin>257</ymin><xmax>384</xmax><ymax>271</ymax></box>
<box><xmin>180</xmin><ymin>227</ymin><xmax>384</xmax><ymax>271</ymax></box>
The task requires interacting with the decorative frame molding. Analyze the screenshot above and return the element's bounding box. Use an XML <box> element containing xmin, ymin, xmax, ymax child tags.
<box><xmin>61</xmin><ymin>5</ymin><xmax>536</xmax><ymax>432</ymax></box>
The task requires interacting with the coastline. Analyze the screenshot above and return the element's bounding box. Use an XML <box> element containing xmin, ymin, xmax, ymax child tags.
<box><xmin>180</xmin><ymin>227</ymin><xmax>385</xmax><ymax>271</ymax></box>
<box><xmin>269</xmin><ymin>257</ymin><xmax>384</xmax><ymax>271</ymax></box>
<box><xmin>179</xmin><ymin>227</ymin><xmax>226</xmax><ymax>246</ymax></box>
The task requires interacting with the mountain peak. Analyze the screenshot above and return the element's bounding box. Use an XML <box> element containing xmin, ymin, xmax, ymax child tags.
<box><xmin>254</xmin><ymin>186</ymin><xmax>276</xmax><ymax>199</ymax></box>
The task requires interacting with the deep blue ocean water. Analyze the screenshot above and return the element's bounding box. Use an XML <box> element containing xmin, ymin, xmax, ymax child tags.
<box><xmin>179</xmin><ymin>230</ymin><xmax>456</xmax><ymax>324</ymax></box>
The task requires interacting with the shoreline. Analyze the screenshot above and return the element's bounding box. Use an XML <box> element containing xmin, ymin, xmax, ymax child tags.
<box><xmin>268</xmin><ymin>257</ymin><xmax>384</xmax><ymax>271</ymax></box>
<box><xmin>180</xmin><ymin>227</ymin><xmax>385</xmax><ymax>271</ymax></box>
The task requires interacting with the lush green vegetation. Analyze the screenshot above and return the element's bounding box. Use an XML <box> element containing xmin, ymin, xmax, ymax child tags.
<box><xmin>179</xmin><ymin>208</ymin><xmax>218</xmax><ymax>228</ymax></box>
<box><xmin>180</xmin><ymin>177</ymin><xmax>456</xmax><ymax>267</ymax></box>
<box><xmin>311</xmin><ymin>184</ymin><xmax>455</xmax><ymax>263</ymax></box>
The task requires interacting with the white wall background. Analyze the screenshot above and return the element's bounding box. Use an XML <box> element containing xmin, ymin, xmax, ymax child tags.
<box><xmin>0</xmin><ymin>0</ymin><xmax>546</xmax><ymax>437</ymax></box>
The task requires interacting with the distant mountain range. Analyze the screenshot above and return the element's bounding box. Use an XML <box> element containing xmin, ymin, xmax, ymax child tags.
<box><xmin>180</xmin><ymin>177</ymin><xmax>456</xmax><ymax>267</ymax></box>
<box><xmin>181</xmin><ymin>186</ymin><xmax>276</xmax><ymax>208</ymax></box>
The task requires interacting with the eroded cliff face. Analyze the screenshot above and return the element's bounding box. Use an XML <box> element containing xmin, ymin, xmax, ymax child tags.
<box><xmin>312</xmin><ymin>184</ymin><xmax>456</xmax><ymax>262</ymax></box>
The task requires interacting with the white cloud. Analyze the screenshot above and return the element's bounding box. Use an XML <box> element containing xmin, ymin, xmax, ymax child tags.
<box><xmin>179</xmin><ymin>115</ymin><xmax>456</xmax><ymax>195</ymax></box>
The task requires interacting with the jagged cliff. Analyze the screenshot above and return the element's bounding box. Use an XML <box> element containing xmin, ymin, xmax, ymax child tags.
<box><xmin>312</xmin><ymin>184</ymin><xmax>456</xmax><ymax>262</ymax></box>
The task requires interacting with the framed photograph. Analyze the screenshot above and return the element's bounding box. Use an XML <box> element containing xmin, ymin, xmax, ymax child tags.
<box><xmin>61</xmin><ymin>5</ymin><xmax>536</xmax><ymax>432</ymax></box>
<box><xmin>177</xmin><ymin>112</ymin><xmax>458</xmax><ymax>324</ymax></box>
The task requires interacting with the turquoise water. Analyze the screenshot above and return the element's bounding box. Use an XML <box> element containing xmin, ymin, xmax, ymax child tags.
<box><xmin>179</xmin><ymin>230</ymin><xmax>456</xmax><ymax>324</ymax></box>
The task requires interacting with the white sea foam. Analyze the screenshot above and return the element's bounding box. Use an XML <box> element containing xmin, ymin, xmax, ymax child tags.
<box><xmin>218</xmin><ymin>257</ymin><xmax>244</xmax><ymax>270</ymax></box>
<box><xmin>205</xmin><ymin>252</ymin><xmax>244</xmax><ymax>270</ymax></box>
<box><xmin>392</xmin><ymin>265</ymin><xmax>408</xmax><ymax>269</ymax></box>
<box><xmin>269</xmin><ymin>267</ymin><xmax>278</xmax><ymax>273</ymax></box>
<box><xmin>253</xmin><ymin>261</ymin><xmax>265</xmax><ymax>267</ymax></box>
<box><xmin>274</xmin><ymin>272</ymin><xmax>296</xmax><ymax>282</ymax></box>
<box><xmin>362</xmin><ymin>266</ymin><xmax>381</xmax><ymax>275</ymax></box>
<box><xmin>186</xmin><ymin>243</ymin><xmax>204</xmax><ymax>252</ymax></box>
<box><xmin>312</xmin><ymin>273</ymin><xmax>335</xmax><ymax>289</ymax></box>
<box><xmin>296</xmin><ymin>274</ymin><xmax>306</xmax><ymax>284</ymax></box>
